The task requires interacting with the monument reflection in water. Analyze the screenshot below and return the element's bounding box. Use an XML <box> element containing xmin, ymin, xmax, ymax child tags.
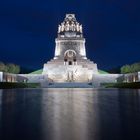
<box><xmin>0</xmin><ymin>89</ymin><xmax>140</xmax><ymax>140</ymax></box>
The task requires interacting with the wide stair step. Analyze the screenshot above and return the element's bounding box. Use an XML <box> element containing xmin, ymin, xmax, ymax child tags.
<box><xmin>46</xmin><ymin>82</ymin><xmax>93</xmax><ymax>88</ymax></box>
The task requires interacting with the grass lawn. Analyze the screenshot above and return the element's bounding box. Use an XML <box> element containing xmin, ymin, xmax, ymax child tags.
<box><xmin>0</xmin><ymin>82</ymin><xmax>40</xmax><ymax>89</ymax></box>
<box><xmin>102</xmin><ymin>82</ymin><xmax>140</xmax><ymax>89</ymax></box>
<box><xmin>30</xmin><ymin>69</ymin><xmax>109</xmax><ymax>74</ymax></box>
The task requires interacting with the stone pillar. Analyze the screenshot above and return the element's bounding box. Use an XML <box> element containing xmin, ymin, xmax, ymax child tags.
<box><xmin>79</xmin><ymin>39</ymin><xmax>86</xmax><ymax>59</ymax></box>
<box><xmin>133</xmin><ymin>75</ymin><xmax>136</xmax><ymax>82</ymax></box>
<box><xmin>54</xmin><ymin>39</ymin><xmax>61</xmax><ymax>59</ymax></box>
<box><xmin>0</xmin><ymin>72</ymin><xmax>3</xmax><ymax>82</ymax></box>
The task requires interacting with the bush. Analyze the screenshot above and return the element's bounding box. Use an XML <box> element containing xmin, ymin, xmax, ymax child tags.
<box><xmin>121</xmin><ymin>63</ymin><xmax>140</xmax><ymax>74</ymax></box>
<box><xmin>0</xmin><ymin>61</ymin><xmax>20</xmax><ymax>74</ymax></box>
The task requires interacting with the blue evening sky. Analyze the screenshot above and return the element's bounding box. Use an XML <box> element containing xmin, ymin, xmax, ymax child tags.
<box><xmin>0</xmin><ymin>0</ymin><xmax>140</xmax><ymax>70</ymax></box>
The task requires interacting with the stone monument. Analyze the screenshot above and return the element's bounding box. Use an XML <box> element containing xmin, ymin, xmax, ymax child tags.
<box><xmin>43</xmin><ymin>14</ymin><xmax>98</xmax><ymax>82</ymax></box>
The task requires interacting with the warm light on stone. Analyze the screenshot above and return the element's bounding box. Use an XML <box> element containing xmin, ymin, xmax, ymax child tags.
<box><xmin>43</xmin><ymin>14</ymin><xmax>98</xmax><ymax>82</ymax></box>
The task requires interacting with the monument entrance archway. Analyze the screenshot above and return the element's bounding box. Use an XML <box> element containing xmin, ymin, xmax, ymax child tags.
<box><xmin>64</xmin><ymin>50</ymin><xmax>77</xmax><ymax>65</ymax></box>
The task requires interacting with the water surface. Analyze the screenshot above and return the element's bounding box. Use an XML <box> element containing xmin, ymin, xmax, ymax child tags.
<box><xmin>0</xmin><ymin>88</ymin><xmax>140</xmax><ymax>140</ymax></box>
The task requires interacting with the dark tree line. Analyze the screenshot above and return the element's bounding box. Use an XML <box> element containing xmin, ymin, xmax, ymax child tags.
<box><xmin>121</xmin><ymin>62</ymin><xmax>140</xmax><ymax>74</ymax></box>
<box><xmin>0</xmin><ymin>62</ymin><xmax>20</xmax><ymax>74</ymax></box>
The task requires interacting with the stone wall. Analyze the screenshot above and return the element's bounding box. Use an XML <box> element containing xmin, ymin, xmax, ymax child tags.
<box><xmin>1</xmin><ymin>71</ymin><xmax>140</xmax><ymax>87</ymax></box>
<box><xmin>117</xmin><ymin>72</ymin><xmax>140</xmax><ymax>83</ymax></box>
<box><xmin>55</xmin><ymin>39</ymin><xmax>86</xmax><ymax>59</ymax></box>
<box><xmin>138</xmin><ymin>72</ymin><xmax>140</xmax><ymax>81</ymax></box>
<box><xmin>43</xmin><ymin>64</ymin><xmax>98</xmax><ymax>82</ymax></box>
<box><xmin>92</xmin><ymin>74</ymin><xmax>122</xmax><ymax>87</ymax></box>
<box><xmin>20</xmin><ymin>74</ymin><xmax>48</xmax><ymax>83</ymax></box>
<box><xmin>0</xmin><ymin>72</ymin><xmax>3</xmax><ymax>82</ymax></box>
<box><xmin>0</xmin><ymin>72</ymin><xmax>28</xmax><ymax>83</ymax></box>
<box><xmin>0</xmin><ymin>72</ymin><xmax>48</xmax><ymax>83</ymax></box>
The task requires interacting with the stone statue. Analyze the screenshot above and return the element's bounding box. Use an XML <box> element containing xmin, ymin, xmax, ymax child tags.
<box><xmin>65</xmin><ymin>23</ymin><xmax>69</xmax><ymax>31</ymax></box>
<box><xmin>76</xmin><ymin>23</ymin><xmax>80</xmax><ymax>32</ymax></box>
<box><xmin>58</xmin><ymin>25</ymin><xmax>61</xmax><ymax>33</ymax></box>
<box><xmin>80</xmin><ymin>25</ymin><xmax>82</xmax><ymax>33</ymax></box>
<box><xmin>67</xmin><ymin>23</ymin><xmax>70</xmax><ymax>31</ymax></box>
<box><xmin>61</xmin><ymin>23</ymin><xmax>64</xmax><ymax>32</ymax></box>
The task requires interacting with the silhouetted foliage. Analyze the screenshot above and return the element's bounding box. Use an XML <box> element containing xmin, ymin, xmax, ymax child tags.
<box><xmin>121</xmin><ymin>63</ymin><xmax>140</xmax><ymax>74</ymax></box>
<box><xmin>0</xmin><ymin>62</ymin><xmax>20</xmax><ymax>74</ymax></box>
<box><xmin>0</xmin><ymin>62</ymin><xmax>7</xmax><ymax>72</ymax></box>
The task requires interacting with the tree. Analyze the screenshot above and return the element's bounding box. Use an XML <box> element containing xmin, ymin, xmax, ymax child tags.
<box><xmin>130</xmin><ymin>63</ymin><xmax>140</xmax><ymax>73</ymax></box>
<box><xmin>121</xmin><ymin>65</ymin><xmax>131</xmax><ymax>74</ymax></box>
<box><xmin>0</xmin><ymin>62</ymin><xmax>7</xmax><ymax>72</ymax></box>
<box><xmin>121</xmin><ymin>62</ymin><xmax>140</xmax><ymax>74</ymax></box>
<box><xmin>14</xmin><ymin>65</ymin><xmax>20</xmax><ymax>74</ymax></box>
<box><xmin>0</xmin><ymin>61</ymin><xmax>20</xmax><ymax>74</ymax></box>
<box><xmin>7</xmin><ymin>63</ymin><xmax>16</xmax><ymax>73</ymax></box>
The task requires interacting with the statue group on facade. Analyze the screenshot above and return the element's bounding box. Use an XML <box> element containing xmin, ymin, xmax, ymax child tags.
<box><xmin>58</xmin><ymin>14</ymin><xmax>83</xmax><ymax>33</ymax></box>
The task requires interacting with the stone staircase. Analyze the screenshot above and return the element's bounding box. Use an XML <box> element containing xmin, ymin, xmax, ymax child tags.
<box><xmin>41</xmin><ymin>82</ymin><xmax>93</xmax><ymax>88</ymax></box>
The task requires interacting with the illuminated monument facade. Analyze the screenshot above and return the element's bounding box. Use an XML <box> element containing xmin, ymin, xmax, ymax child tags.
<box><xmin>1</xmin><ymin>14</ymin><xmax>139</xmax><ymax>86</ymax></box>
<box><xmin>43</xmin><ymin>14</ymin><xmax>98</xmax><ymax>82</ymax></box>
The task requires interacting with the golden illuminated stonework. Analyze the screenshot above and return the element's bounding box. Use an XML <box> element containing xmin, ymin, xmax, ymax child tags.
<box><xmin>43</xmin><ymin>14</ymin><xmax>98</xmax><ymax>82</ymax></box>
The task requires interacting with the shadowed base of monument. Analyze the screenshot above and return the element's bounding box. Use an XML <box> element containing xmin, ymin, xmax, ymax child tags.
<box><xmin>41</xmin><ymin>82</ymin><xmax>94</xmax><ymax>88</ymax></box>
<box><xmin>0</xmin><ymin>82</ymin><xmax>40</xmax><ymax>89</ymax></box>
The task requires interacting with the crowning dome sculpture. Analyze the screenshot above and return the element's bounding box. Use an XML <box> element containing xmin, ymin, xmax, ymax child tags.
<box><xmin>58</xmin><ymin>14</ymin><xmax>83</xmax><ymax>34</ymax></box>
<box><xmin>43</xmin><ymin>14</ymin><xmax>98</xmax><ymax>82</ymax></box>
